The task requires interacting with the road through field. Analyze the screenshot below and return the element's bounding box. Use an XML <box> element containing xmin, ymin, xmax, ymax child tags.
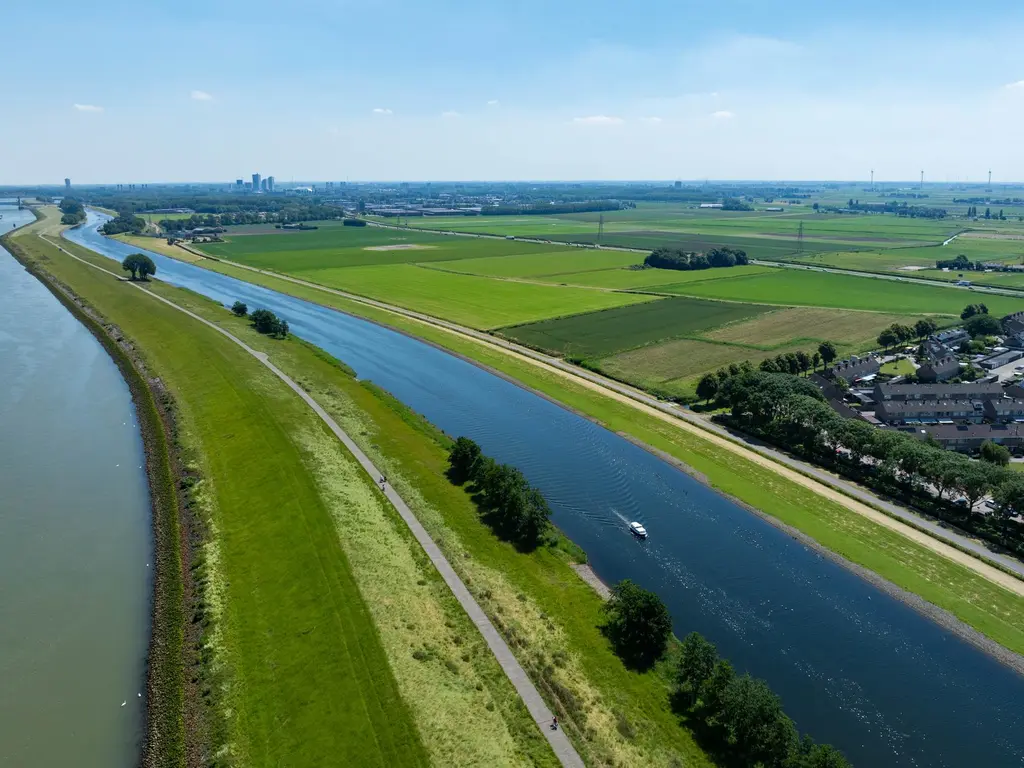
<box><xmin>40</xmin><ymin>235</ymin><xmax>585</xmax><ymax>768</ymax></box>
<box><xmin>155</xmin><ymin>243</ymin><xmax>1024</xmax><ymax>591</ymax></box>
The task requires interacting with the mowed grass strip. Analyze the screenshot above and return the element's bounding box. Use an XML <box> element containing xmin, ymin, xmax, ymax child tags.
<box><xmin>500</xmin><ymin>296</ymin><xmax>771</xmax><ymax>358</ymax></box>
<box><xmin>21</xmin><ymin>234</ymin><xmax>429</xmax><ymax>767</ymax></box>
<box><xmin>702</xmin><ymin>306</ymin><xmax>921</xmax><ymax>348</ymax></box>
<box><xmin>666</xmin><ymin>267</ymin><xmax>1024</xmax><ymax>316</ymax></box>
<box><xmin>297</xmin><ymin>263</ymin><xmax>656</xmax><ymax>329</ymax></box>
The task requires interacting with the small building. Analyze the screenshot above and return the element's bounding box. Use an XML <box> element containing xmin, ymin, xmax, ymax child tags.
<box><xmin>903</xmin><ymin>423</ymin><xmax>1024</xmax><ymax>453</ymax></box>
<box><xmin>875</xmin><ymin>399</ymin><xmax>984</xmax><ymax>425</ymax></box>
<box><xmin>984</xmin><ymin>398</ymin><xmax>1024</xmax><ymax>422</ymax></box>
<box><xmin>874</xmin><ymin>381</ymin><xmax>1005</xmax><ymax>402</ymax></box>
<box><xmin>916</xmin><ymin>356</ymin><xmax>960</xmax><ymax>383</ymax></box>
<box><xmin>699</xmin><ymin>203</ymin><xmax>724</xmax><ymax>209</ymax></box>
<box><xmin>826</xmin><ymin>356</ymin><xmax>880</xmax><ymax>385</ymax></box>
<box><xmin>1005</xmin><ymin>332</ymin><xmax>1024</xmax><ymax>349</ymax></box>
<box><xmin>1003</xmin><ymin>311</ymin><xmax>1024</xmax><ymax>336</ymax></box>
<box><xmin>980</xmin><ymin>349</ymin><xmax>1024</xmax><ymax>370</ymax></box>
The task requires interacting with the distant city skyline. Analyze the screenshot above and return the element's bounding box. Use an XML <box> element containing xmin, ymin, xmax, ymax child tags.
<box><xmin>7</xmin><ymin>1</ymin><xmax>1024</xmax><ymax>183</ymax></box>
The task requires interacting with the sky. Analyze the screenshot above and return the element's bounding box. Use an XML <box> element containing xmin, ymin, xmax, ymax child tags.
<box><xmin>6</xmin><ymin>0</ymin><xmax>1024</xmax><ymax>183</ymax></box>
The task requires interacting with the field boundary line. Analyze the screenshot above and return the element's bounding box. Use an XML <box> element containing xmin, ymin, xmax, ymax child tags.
<box><xmin>40</xmin><ymin>233</ymin><xmax>586</xmax><ymax>768</ymax></box>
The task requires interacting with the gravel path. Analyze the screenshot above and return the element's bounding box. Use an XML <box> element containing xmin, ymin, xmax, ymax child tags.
<box><xmin>43</xmin><ymin>235</ymin><xmax>586</xmax><ymax>768</ymax></box>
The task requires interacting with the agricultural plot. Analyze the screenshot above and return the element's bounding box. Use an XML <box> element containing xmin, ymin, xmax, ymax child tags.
<box><xmin>307</xmin><ymin>263</ymin><xmax>655</xmax><ymax>329</ymax></box>
<box><xmin>704</xmin><ymin>307</ymin><xmax>916</xmax><ymax>348</ymax></box>
<box><xmin>500</xmin><ymin>297</ymin><xmax>770</xmax><ymax>358</ymax></box>
<box><xmin>534</xmin><ymin>264</ymin><xmax>775</xmax><ymax>289</ymax></box>
<box><xmin>427</xmin><ymin>249</ymin><xmax>640</xmax><ymax>278</ymax></box>
<box><xmin>664</xmin><ymin>268</ymin><xmax>1024</xmax><ymax>316</ymax></box>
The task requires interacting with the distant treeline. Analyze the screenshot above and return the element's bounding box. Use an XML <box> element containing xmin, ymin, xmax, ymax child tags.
<box><xmin>712</xmin><ymin>369</ymin><xmax>1024</xmax><ymax>556</ymax></box>
<box><xmin>485</xmin><ymin>201</ymin><xmax>623</xmax><ymax>216</ymax></box>
<box><xmin>833</xmin><ymin>199</ymin><xmax>947</xmax><ymax>218</ymax></box>
<box><xmin>159</xmin><ymin>204</ymin><xmax>344</xmax><ymax>232</ymax></box>
<box><xmin>644</xmin><ymin>246</ymin><xmax>749</xmax><ymax>271</ymax></box>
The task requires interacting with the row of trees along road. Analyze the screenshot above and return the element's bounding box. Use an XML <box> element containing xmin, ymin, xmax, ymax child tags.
<box><xmin>713</xmin><ymin>369</ymin><xmax>1024</xmax><ymax>557</ymax></box>
<box><xmin>602</xmin><ymin>580</ymin><xmax>849</xmax><ymax>767</ymax></box>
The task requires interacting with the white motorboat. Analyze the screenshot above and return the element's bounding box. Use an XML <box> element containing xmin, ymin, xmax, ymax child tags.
<box><xmin>629</xmin><ymin>521</ymin><xmax>648</xmax><ymax>539</ymax></box>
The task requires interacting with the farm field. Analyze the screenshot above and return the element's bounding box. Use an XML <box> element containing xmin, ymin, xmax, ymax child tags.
<box><xmin>305</xmin><ymin>263</ymin><xmax>656</xmax><ymax>328</ymax></box>
<box><xmin>534</xmin><ymin>264</ymin><xmax>775</xmax><ymax>289</ymax></box>
<box><xmin>500</xmin><ymin>297</ymin><xmax>772</xmax><ymax>358</ymax></box>
<box><xmin>426</xmin><ymin>249</ymin><xmax>640</xmax><ymax>278</ymax></box>
<box><xmin>664</xmin><ymin>268</ymin><xmax>1024</xmax><ymax>316</ymax></box>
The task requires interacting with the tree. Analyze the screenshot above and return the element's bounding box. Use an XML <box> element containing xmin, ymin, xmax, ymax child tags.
<box><xmin>985</xmin><ymin>207</ymin><xmax>991</xmax><ymax>219</ymax></box>
<box><xmin>817</xmin><ymin>341</ymin><xmax>838</xmax><ymax>368</ymax></box>
<box><xmin>961</xmin><ymin>303</ymin><xmax>989</xmax><ymax>320</ymax></box>
<box><xmin>759</xmin><ymin>358</ymin><xmax>780</xmax><ymax>373</ymax></box>
<box><xmin>697</xmin><ymin>659</ymin><xmax>735</xmax><ymax>724</ymax></box>
<box><xmin>250</xmin><ymin>308</ymin><xmax>288</xmax><ymax>337</ymax></box>
<box><xmin>953</xmin><ymin>463</ymin><xmax>993</xmax><ymax>511</ymax></box>
<box><xmin>448</xmin><ymin>436</ymin><xmax>483</xmax><ymax>484</ymax></box>
<box><xmin>602</xmin><ymin>580</ymin><xmax>673</xmax><ymax>667</ymax></box>
<box><xmin>914</xmin><ymin>318</ymin><xmax>938</xmax><ymax>339</ymax></box>
<box><xmin>121</xmin><ymin>252</ymin><xmax>156</xmax><ymax>281</ymax></box>
<box><xmin>964</xmin><ymin>313</ymin><xmax>1000</xmax><ymax>337</ymax></box>
<box><xmin>980</xmin><ymin>440</ymin><xmax>1011</xmax><ymax>467</ymax></box>
<box><xmin>992</xmin><ymin>473</ymin><xmax>1024</xmax><ymax>540</ymax></box>
<box><xmin>795</xmin><ymin>351</ymin><xmax>811</xmax><ymax>376</ymax></box>
<box><xmin>892</xmin><ymin>324</ymin><xmax>915</xmax><ymax>343</ymax></box>
<box><xmin>231</xmin><ymin>301</ymin><xmax>248</xmax><ymax>317</ymax></box>
<box><xmin>788</xmin><ymin>737</ymin><xmax>852</xmax><ymax>768</ymax></box>
<box><xmin>719</xmin><ymin>675</ymin><xmax>798</xmax><ymax>767</ymax></box>
<box><xmin>696</xmin><ymin>373</ymin><xmax>719</xmax><ymax>403</ymax></box>
<box><xmin>877</xmin><ymin>328</ymin><xmax>898</xmax><ymax>350</ymax></box>
<box><xmin>812</xmin><ymin>351</ymin><xmax>822</xmax><ymax>370</ymax></box>
<box><xmin>676</xmin><ymin>633</ymin><xmax>718</xmax><ymax>707</ymax></box>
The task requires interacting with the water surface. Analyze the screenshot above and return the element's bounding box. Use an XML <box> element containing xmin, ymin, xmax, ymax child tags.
<box><xmin>67</xmin><ymin>211</ymin><xmax>1024</xmax><ymax>767</ymax></box>
<box><xmin>0</xmin><ymin>204</ymin><xmax>150</xmax><ymax>767</ymax></box>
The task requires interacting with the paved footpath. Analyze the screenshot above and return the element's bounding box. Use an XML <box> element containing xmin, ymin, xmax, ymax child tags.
<box><xmin>44</xmin><ymin>235</ymin><xmax>586</xmax><ymax>768</ymax></box>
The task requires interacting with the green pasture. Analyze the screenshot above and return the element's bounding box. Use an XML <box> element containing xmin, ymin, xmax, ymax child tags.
<box><xmin>664</xmin><ymin>268</ymin><xmax>1024</xmax><ymax>316</ymax></box>
<box><xmin>427</xmin><ymin>249</ymin><xmax>640</xmax><ymax>278</ymax></box>
<box><xmin>535</xmin><ymin>264</ymin><xmax>775</xmax><ymax>289</ymax></box>
<box><xmin>307</xmin><ymin>263</ymin><xmax>656</xmax><ymax>328</ymax></box>
<box><xmin>500</xmin><ymin>297</ymin><xmax>770</xmax><ymax>358</ymax></box>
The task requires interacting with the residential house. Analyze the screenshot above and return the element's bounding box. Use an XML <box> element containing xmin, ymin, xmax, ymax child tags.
<box><xmin>902</xmin><ymin>423</ymin><xmax>1024</xmax><ymax>452</ymax></box>
<box><xmin>874</xmin><ymin>381</ymin><xmax>1004</xmax><ymax>402</ymax></box>
<box><xmin>983</xmin><ymin>398</ymin><xmax>1024</xmax><ymax>422</ymax></box>
<box><xmin>916</xmin><ymin>356</ymin><xmax>960</xmax><ymax>383</ymax></box>
<box><xmin>1003</xmin><ymin>311</ymin><xmax>1024</xmax><ymax>336</ymax></box>
<box><xmin>875</xmin><ymin>400</ymin><xmax>984</xmax><ymax>425</ymax></box>
<box><xmin>827</xmin><ymin>355</ymin><xmax>880</xmax><ymax>385</ymax></box>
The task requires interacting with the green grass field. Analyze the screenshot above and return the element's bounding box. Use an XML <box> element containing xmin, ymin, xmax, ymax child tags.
<box><xmin>426</xmin><ymin>249</ymin><xmax>641</xmax><ymax>278</ymax></box>
<box><xmin>500</xmin><ymin>296</ymin><xmax>771</xmax><ymax>358</ymax></box>
<box><xmin>534</xmin><ymin>264</ymin><xmax>775</xmax><ymax>289</ymax></box>
<box><xmin>307</xmin><ymin>263</ymin><xmax>656</xmax><ymax>328</ymax></box>
<box><xmin>665</xmin><ymin>267</ymin><xmax>1024</xmax><ymax>316</ymax></box>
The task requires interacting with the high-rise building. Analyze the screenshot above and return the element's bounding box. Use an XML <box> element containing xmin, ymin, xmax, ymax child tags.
<box><xmin>267</xmin><ymin>176</ymin><xmax>275</xmax><ymax>193</ymax></box>
<box><xmin>261</xmin><ymin>178</ymin><xmax>268</xmax><ymax>192</ymax></box>
<box><xmin>64</xmin><ymin>178</ymin><xmax>71</xmax><ymax>190</ymax></box>
<box><xmin>235</xmin><ymin>179</ymin><xmax>244</xmax><ymax>190</ymax></box>
<box><xmin>252</xmin><ymin>173</ymin><xmax>261</xmax><ymax>192</ymax></box>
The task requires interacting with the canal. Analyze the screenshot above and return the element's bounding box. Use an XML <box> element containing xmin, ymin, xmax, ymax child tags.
<box><xmin>67</xmin><ymin>211</ymin><xmax>1024</xmax><ymax>766</ymax></box>
<box><xmin>0</xmin><ymin>205</ymin><xmax>151</xmax><ymax>766</ymax></box>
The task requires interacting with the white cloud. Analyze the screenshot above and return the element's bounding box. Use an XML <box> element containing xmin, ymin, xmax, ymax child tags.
<box><xmin>487</xmin><ymin>99</ymin><xmax>500</xmax><ymax>106</ymax></box>
<box><xmin>572</xmin><ymin>115</ymin><xmax>624</xmax><ymax>125</ymax></box>
<box><xmin>640</xmin><ymin>116</ymin><xmax>663</xmax><ymax>123</ymax></box>
<box><xmin>73</xmin><ymin>103</ymin><xmax>103</xmax><ymax>112</ymax></box>
<box><xmin>372</xmin><ymin>107</ymin><xmax>393</xmax><ymax>114</ymax></box>
<box><xmin>1005</xmin><ymin>80</ymin><xmax>1024</xmax><ymax>89</ymax></box>
<box><xmin>711</xmin><ymin>110</ymin><xmax>735</xmax><ymax>119</ymax></box>
<box><xmin>441</xmin><ymin>110</ymin><xmax>460</xmax><ymax>118</ymax></box>
<box><xmin>190</xmin><ymin>90</ymin><xmax>214</xmax><ymax>101</ymax></box>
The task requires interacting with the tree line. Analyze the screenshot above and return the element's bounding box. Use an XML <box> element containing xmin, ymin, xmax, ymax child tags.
<box><xmin>697</xmin><ymin>341</ymin><xmax>843</xmax><ymax>403</ymax></box>
<box><xmin>101</xmin><ymin>213</ymin><xmax>146</xmax><ymax>235</ymax></box>
<box><xmin>645</xmin><ymin>246</ymin><xmax>749</xmax><ymax>272</ymax></box>
<box><xmin>484</xmin><ymin>201</ymin><xmax>622</xmax><ymax>216</ymax></box>
<box><xmin>602</xmin><ymin>580</ymin><xmax>849</xmax><ymax>767</ymax></box>
<box><xmin>712</xmin><ymin>369</ymin><xmax>1024</xmax><ymax>556</ymax></box>
<box><xmin>447</xmin><ymin>437</ymin><xmax>552</xmax><ymax>548</ymax></box>
<box><xmin>159</xmin><ymin>203</ymin><xmax>344</xmax><ymax>232</ymax></box>
<box><xmin>876</xmin><ymin>318</ymin><xmax>938</xmax><ymax>350</ymax></box>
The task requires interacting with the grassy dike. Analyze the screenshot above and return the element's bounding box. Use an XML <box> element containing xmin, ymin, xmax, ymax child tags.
<box><xmin>6</xmin><ymin>220</ymin><xmax>572</xmax><ymax>767</ymax></box>
<box><xmin>189</xmin><ymin>257</ymin><xmax>1024</xmax><ymax>658</ymax></box>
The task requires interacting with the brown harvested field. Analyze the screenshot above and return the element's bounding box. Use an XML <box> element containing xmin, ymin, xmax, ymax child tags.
<box><xmin>702</xmin><ymin>307</ymin><xmax>912</xmax><ymax>349</ymax></box>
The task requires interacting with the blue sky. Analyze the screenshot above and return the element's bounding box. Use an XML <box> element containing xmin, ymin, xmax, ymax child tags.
<box><xmin>6</xmin><ymin>0</ymin><xmax>1024</xmax><ymax>183</ymax></box>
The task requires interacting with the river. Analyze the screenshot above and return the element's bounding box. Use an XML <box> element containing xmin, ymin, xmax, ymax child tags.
<box><xmin>0</xmin><ymin>203</ymin><xmax>151</xmax><ymax>766</ymax></box>
<box><xmin>67</xmin><ymin>211</ymin><xmax>1024</xmax><ymax>767</ymax></box>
